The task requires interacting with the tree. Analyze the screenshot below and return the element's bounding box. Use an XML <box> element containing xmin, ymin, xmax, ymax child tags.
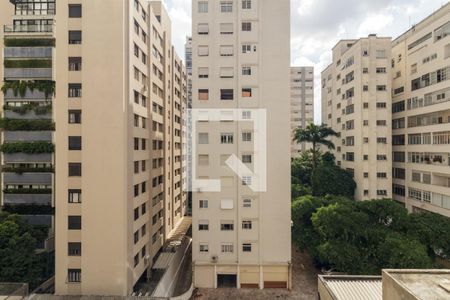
<box><xmin>293</xmin><ymin>123</ymin><xmax>338</xmax><ymax>169</ymax></box>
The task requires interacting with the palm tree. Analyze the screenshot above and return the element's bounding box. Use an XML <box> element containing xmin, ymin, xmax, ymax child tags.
<box><xmin>293</xmin><ymin>123</ymin><xmax>338</xmax><ymax>168</ymax></box>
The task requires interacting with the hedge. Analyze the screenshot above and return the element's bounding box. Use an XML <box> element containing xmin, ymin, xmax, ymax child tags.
<box><xmin>0</xmin><ymin>141</ymin><xmax>54</xmax><ymax>154</ymax></box>
<box><xmin>3</xmin><ymin>188</ymin><xmax>52</xmax><ymax>194</ymax></box>
<box><xmin>1</xmin><ymin>166</ymin><xmax>54</xmax><ymax>173</ymax></box>
<box><xmin>3</xmin><ymin>103</ymin><xmax>52</xmax><ymax>115</ymax></box>
<box><xmin>1</xmin><ymin>80</ymin><xmax>55</xmax><ymax>99</ymax></box>
<box><xmin>0</xmin><ymin>118</ymin><xmax>54</xmax><ymax>131</ymax></box>
<box><xmin>4</xmin><ymin>38</ymin><xmax>55</xmax><ymax>47</ymax></box>
<box><xmin>4</xmin><ymin>59</ymin><xmax>52</xmax><ymax>68</ymax></box>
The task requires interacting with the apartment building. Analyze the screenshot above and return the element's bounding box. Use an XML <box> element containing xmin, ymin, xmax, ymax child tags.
<box><xmin>185</xmin><ymin>36</ymin><xmax>193</xmax><ymax>209</ymax></box>
<box><xmin>0</xmin><ymin>0</ymin><xmax>184</xmax><ymax>296</ymax></box>
<box><xmin>192</xmin><ymin>0</ymin><xmax>291</xmax><ymax>289</ymax></box>
<box><xmin>321</xmin><ymin>35</ymin><xmax>393</xmax><ymax>201</ymax></box>
<box><xmin>291</xmin><ymin>67</ymin><xmax>314</xmax><ymax>157</ymax></box>
<box><xmin>391</xmin><ymin>3</ymin><xmax>450</xmax><ymax>217</ymax></box>
<box><xmin>0</xmin><ymin>1</ymin><xmax>55</xmax><ymax>251</ymax></box>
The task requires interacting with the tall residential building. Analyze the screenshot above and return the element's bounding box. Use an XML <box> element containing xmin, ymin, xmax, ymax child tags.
<box><xmin>0</xmin><ymin>0</ymin><xmax>185</xmax><ymax>296</ymax></box>
<box><xmin>185</xmin><ymin>36</ymin><xmax>193</xmax><ymax>211</ymax></box>
<box><xmin>321</xmin><ymin>35</ymin><xmax>393</xmax><ymax>201</ymax></box>
<box><xmin>191</xmin><ymin>0</ymin><xmax>291</xmax><ymax>289</ymax></box>
<box><xmin>1</xmin><ymin>0</ymin><xmax>55</xmax><ymax>251</ymax></box>
<box><xmin>391</xmin><ymin>3</ymin><xmax>450</xmax><ymax>217</ymax></box>
<box><xmin>290</xmin><ymin>66</ymin><xmax>314</xmax><ymax>157</ymax></box>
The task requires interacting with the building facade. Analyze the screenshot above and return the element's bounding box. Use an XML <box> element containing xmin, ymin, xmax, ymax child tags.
<box><xmin>391</xmin><ymin>3</ymin><xmax>450</xmax><ymax>217</ymax></box>
<box><xmin>321</xmin><ymin>35</ymin><xmax>393</xmax><ymax>201</ymax></box>
<box><xmin>0</xmin><ymin>0</ymin><xmax>187</xmax><ymax>296</ymax></box>
<box><xmin>191</xmin><ymin>0</ymin><xmax>291</xmax><ymax>289</ymax></box>
<box><xmin>290</xmin><ymin>66</ymin><xmax>314</xmax><ymax>157</ymax></box>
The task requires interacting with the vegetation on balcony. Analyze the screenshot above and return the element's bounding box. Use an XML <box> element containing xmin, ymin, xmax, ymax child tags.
<box><xmin>1</xmin><ymin>165</ymin><xmax>54</xmax><ymax>173</ymax></box>
<box><xmin>3</xmin><ymin>103</ymin><xmax>52</xmax><ymax>115</ymax></box>
<box><xmin>3</xmin><ymin>188</ymin><xmax>52</xmax><ymax>194</ymax></box>
<box><xmin>4</xmin><ymin>38</ymin><xmax>55</xmax><ymax>47</ymax></box>
<box><xmin>0</xmin><ymin>118</ymin><xmax>54</xmax><ymax>131</ymax></box>
<box><xmin>1</xmin><ymin>80</ymin><xmax>55</xmax><ymax>99</ymax></box>
<box><xmin>3</xmin><ymin>204</ymin><xmax>53</xmax><ymax>215</ymax></box>
<box><xmin>0</xmin><ymin>142</ymin><xmax>54</xmax><ymax>154</ymax></box>
<box><xmin>4</xmin><ymin>59</ymin><xmax>52</xmax><ymax>69</ymax></box>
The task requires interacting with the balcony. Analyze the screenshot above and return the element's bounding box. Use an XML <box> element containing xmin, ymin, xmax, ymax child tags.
<box><xmin>4</xmin><ymin>47</ymin><xmax>52</xmax><ymax>58</ymax></box>
<box><xmin>4</xmin><ymin>88</ymin><xmax>48</xmax><ymax>100</ymax></box>
<box><xmin>4</xmin><ymin>24</ymin><xmax>53</xmax><ymax>34</ymax></box>
<box><xmin>21</xmin><ymin>215</ymin><xmax>52</xmax><ymax>227</ymax></box>
<box><xmin>4</xmin><ymin>110</ymin><xmax>51</xmax><ymax>120</ymax></box>
<box><xmin>4</xmin><ymin>68</ymin><xmax>52</xmax><ymax>79</ymax></box>
<box><xmin>3</xmin><ymin>173</ymin><xmax>52</xmax><ymax>185</ymax></box>
<box><xmin>3</xmin><ymin>193</ymin><xmax>51</xmax><ymax>205</ymax></box>
<box><xmin>3</xmin><ymin>153</ymin><xmax>52</xmax><ymax>163</ymax></box>
<box><xmin>4</xmin><ymin>131</ymin><xmax>53</xmax><ymax>142</ymax></box>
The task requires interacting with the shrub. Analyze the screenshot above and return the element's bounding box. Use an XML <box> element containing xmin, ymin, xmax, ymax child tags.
<box><xmin>4</xmin><ymin>59</ymin><xmax>52</xmax><ymax>68</ymax></box>
<box><xmin>1</xmin><ymin>80</ymin><xmax>55</xmax><ymax>99</ymax></box>
<box><xmin>0</xmin><ymin>142</ymin><xmax>54</xmax><ymax>154</ymax></box>
<box><xmin>0</xmin><ymin>118</ymin><xmax>54</xmax><ymax>131</ymax></box>
<box><xmin>4</xmin><ymin>38</ymin><xmax>55</xmax><ymax>47</ymax></box>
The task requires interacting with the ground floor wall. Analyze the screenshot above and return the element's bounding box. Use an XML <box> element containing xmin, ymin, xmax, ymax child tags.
<box><xmin>193</xmin><ymin>263</ymin><xmax>290</xmax><ymax>289</ymax></box>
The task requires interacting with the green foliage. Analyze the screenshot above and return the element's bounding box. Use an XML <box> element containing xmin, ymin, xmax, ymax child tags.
<box><xmin>1</xmin><ymin>165</ymin><xmax>54</xmax><ymax>173</ymax></box>
<box><xmin>4</xmin><ymin>38</ymin><xmax>55</xmax><ymax>47</ymax></box>
<box><xmin>311</xmin><ymin>158</ymin><xmax>356</xmax><ymax>198</ymax></box>
<box><xmin>0</xmin><ymin>118</ymin><xmax>54</xmax><ymax>131</ymax></box>
<box><xmin>4</xmin><ymin>59</ymin><xmax>52</xmax><ymax>69</ymax></box>
<box><xmin>3</xmin><ymin>188</ymin><xmax>52</xmax><ymax>194</ymax></box>
<box><xmin>3</xmin><ymin>103</ymin><xmax>52</xmax><ymax>115</ymax></box>
<box><xmin>292</xmin><ymin>151</ymin><xmax>313</xmax><ymax>186</ymax></box>
<box><xmin>3</xmin><ymin>205</ymin><xmax>53</xmax><ymax>215</ymax></box>
<box><xmin>1</xmin><ymin>80</ymin><xmax>55</xmax><ymax>99</ymax></box>
<box><xmin>0</xmin><ymin>141</ymin><xmax>54</xmax><ymax>154</ymax></box>
<box><xmin>291</xmin><ymin>196</ymin><xmax>445</xmax><ymax>275</ymax></box>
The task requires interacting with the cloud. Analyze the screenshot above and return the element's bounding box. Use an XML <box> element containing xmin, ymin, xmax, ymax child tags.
<box><xmin>164</xmin><ymin>0</ymin><xmax>447</xmax><ymax>123</ymax></box>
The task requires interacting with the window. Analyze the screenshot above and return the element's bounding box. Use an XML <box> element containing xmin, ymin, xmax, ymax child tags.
<box><xmin>198</xmin><ymin>1</ymin><xmax>208</xmax><ymax>13</ymax></box>
<box><xmin>242</xmin><ymin>111</ymin><xmax>251</xmax><ymax>119</ymax></box>
<box><xmin>199</xmin><ymin>89</ymin><xmax>209</xmax><ymax>100</ymax></box>
<box><xmin>68</xmin><ymin>30</ymin><xmax>82</xmax><ymax>44</ymax></box>
<box><xmin>376</xmin><ymin>50</ymin><xmax>386</xmax><ymax>59</ymax></box>
<box><xmin>198</xmin><ymin>23</ymin><xmax>209</xmax><ymax>35</ymax></box>
<box><xmin>221</xmin><ymin>133</ymin><xmax>234</xmax><ymax>144</ymax></box>
<box><xmin>198</xmin><ymin>67</ymin><xmax>209</xmax><ymax>78</ymax></box>
<box><xmin>198</xmin><ymin>221</ymin><xmax>209</xmax><ymax>231</ymax></box>
<box><xmin>242</xmin><ymin>243</ymin><xmax>252</xmax><ymax>252</ymax></box>
<box><xmin>376</xmin><ymin>103</ymin><xmax>387</xmax><ymax>109</ymax></box>
<box><xmin>242</xmin><ymin>132</ymin><xmax>252</xmax><ymax>142</ymax></box>
<box><xmin>242</xmin><ymin>176</ymin><xmax>252</xmax><ymax>186</ymax></box>
<box><xmin>68</xmin><ymin>57</ymin><xmax>82</xmax><ymax>71</ymax></box>
<box><xmin>242</xmin><ymin>154</ymin><xmax>252</xmax><ymax>164</ymax></box>
<box><xmin>68</xmin><ymin>136</ymin><xmax>82</xmax><ymax>150</ymax></box>
<box><xmin>242</xmin><ymin>0</ymin><xmax>251</xmax><ymax>9</ymax></box>
<box><xmin>199</xmin><ymin>244</ymin><xmax>209</xmax><ymax>252</ymax></box>
<box><xmin>69</xmin><ymin>4</ymin><xmax>82</xmax><ymax>18</ymax></box>
<box><xmin>220</xmin><ymin>1</ymin><xmax>233</xmax><ymax>12</ymax></box>
<box><xmin>377</xmin><ymin>85</ymin><xmax>387</xmax><ymax>91</ymax></box>
<box><xmin>220</xmin><ymin>45</ymin><xmax>234</xmax><ymax>56</ymax></box>
<box><xmin>242</xmin><ymin>22</ymin><xmax>251</xmax><ymax>31</ymax></box>
<box><xmin>199</xmin><ymin>200</ymin><xmax>208</xmax><ymax>208</ymax></box>
<box><xmin>68</xmin><ymin>269</ymin><xmax>81</xmax><ymax>283</ymax></box>
<box><xmin>68</xmin><ymin>84</ymin><xmax>82</xmax><ymax>98</ymax></box>
<box><xmin>243</xmin><ymin>198</ymin><xmax>252</xmax><ymax>208</ymax></box>
<box><xmin>198</xmin><ymin>154</ymin><xmax>209</xmax><ymax>166</ymax></box>
<box><xmin>376</xmin><ymin>67</ymin><xmax>386</xmax><ymax>73</ymax></box>
<box><xmin>242</xmin><ymin>67</ymin><xmax>252</xmax><ymax>75</ymax></box>
<box><xmin>68</xmin><ymin>189</ymin><xmax>81</xmax><ymax>203</ymax></box>
<box><xmin>198</xmin><ymin>133</ymin><xmax>209</xmax><ymax>144</ymax></box>
<box><xmin>220</xmin><ymin>23</ymin><xmax>233</xmax><ymax>35</ymax></box>
<box><xmin>242</xmin><ymin>88</ymin><xmax>252</xmax><ymax>97</ymax></box>
<box><xmin>221</xmin><ymin>221</ymin><xmax>234</xmax><ymax>231</ymax></box>
<box><xmin>221</xmin><ymin>89</ymin><xmax>234</xmax><ymax>100</ymax></box>
<box><xmin>220</xmin><ymin>67</ymin><xmax>234</xmax><ymax>78</ymax></box>
<box><xmin>68</xmin><ymin>216</ymin><xmax>81</xmax><ymax>230</ymax></box>
<box><xmin>68</xmin><ymin>110</ymin><xmax>81</xmax><ymax>124</ymax></box>
<box><xmin>242</xmin><ymin>220</ymin><xmax>252</xmax><ymax>230</ymax></box>
<box><xmin>68</xmin><ymin>242</ymin><xmax>81</xmax><ymax>256</ymax></box>
<box><xmin>221</xmin><ymin>244</ymin><xmax>234</xmax><ymax>253</ymax></box>
<box><xmin>69</xmin><ymin>163</ymin><xmax>82</xmax><ymax>176</ymax></box>
<box><xmin>134</xmin><ymin>208</ymin><xmax>139</xmax><ymax>221</ymax></box>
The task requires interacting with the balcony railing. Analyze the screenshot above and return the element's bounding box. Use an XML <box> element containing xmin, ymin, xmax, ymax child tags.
<box><xmin>4</xmin><ymin>131</ymin><xmax>53</xmax><ymax>142</ymax></box>
<box><xmin>4</xmin><ymin>24</ymin><xmax>53</xmax><ymax>33</ymax></box>
<box><xmin>4</xmin><ymin>68</ymin><xmax>52</xmax><ymax>79</ymax></box>
<box><xmin>3</xmin><ymin>193</ymin><xmax>51</xmax><ymax>205</ymax></box>
<box><xmin>4</xmin><ymin>47</ymin><xmax>52</xmax><ymax>58</ymax></box>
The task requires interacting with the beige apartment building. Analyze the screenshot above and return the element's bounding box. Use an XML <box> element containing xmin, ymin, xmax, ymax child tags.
<box><xmin>1</xmin><ymin>0</ymin><xmax>187</xmax><ymax>296</ymax></box>
<box><xmin>191</xmin><ymin>0</ymin><xmax>292</xmax><ymax>289</ymax></box>
<box><xmin>391</xmin><ymin>3</ymin><xmax>450</xmax><ymax>217</ymax></box>
<box><xmin>322</xmin><ymin>35</ymin><xmax>393</xmax><ymax>201</ymax></box>
<box><xmin>291</xmin><ymin>66</ymin><xmax>314</xmax><ymax>157</ymax></box>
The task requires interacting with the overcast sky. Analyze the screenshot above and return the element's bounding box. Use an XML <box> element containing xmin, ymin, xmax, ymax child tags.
<box><xmin>163</xmin><ymin>0</ymin><xmax>448</xmax><ymax>123</ymax></box>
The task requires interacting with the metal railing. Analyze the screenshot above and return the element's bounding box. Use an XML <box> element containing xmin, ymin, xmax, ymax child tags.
<box><xmin>4</xmin><ymin>24</ymin><xmax>53</xmax><ymax>33</ymax></box>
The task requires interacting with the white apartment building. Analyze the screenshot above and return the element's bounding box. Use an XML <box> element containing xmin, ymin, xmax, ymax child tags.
<box><xmin>191</xmin><ymin>0</ymin><xmax>292</xmax><ymax>289</ymax></box>
<box><xmin>291</xmin><ymin>66</ymin><xmax>314</xmax><ymax>157</ymax></box>
<box><xmin>322</xmin><ymin>35</ymin><xmax>393</xmax><ymax>201</ymax></box>
<box><xmin>391</xmin><ymin>3</ymin><xmax>450</xmax><ymax>217</ymax></box>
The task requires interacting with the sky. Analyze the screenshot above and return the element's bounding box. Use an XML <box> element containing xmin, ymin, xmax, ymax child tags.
<box><xmin>162</xmin><ymin>0</ymin><xmax>449</xmax><ymax>123</ymax></box>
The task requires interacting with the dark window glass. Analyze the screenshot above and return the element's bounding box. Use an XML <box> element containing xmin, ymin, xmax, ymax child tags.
<box><xmin>68</xmin><ymin>136</ymin><xmax>82</xmax><ymax>150</ymax></box>
<box><xmin>68</xmin><ymin>57</ymin><xmax>82</xmax><ymax>71</ymax></box>
<box><xmin>68</xmin><ymin>269</ymin><xmax>81</xmax><ymax>282</ymax></box>
<box><xmin>220</xmin><ymin>89</ymin><xmax>234</xmax><ymax>100</ymax></box>
<box><xmin>68</xmin><ymin>163</ymin><xmax>82</xmax><ymax>176</ymax></box>
<box><xmin>68</xmin><ymin>216</ymin><xmax>81</xmax><ymax>230</ymax></box>
<box><xmin>68</xmin><ymin>242</ymin><xmax>81</xmax><ymax>256</ymax></box>
<box><xmin>69</xmin><ymin>30</ymin><xmax>82</xmax><ymax>44</ymax></box>
<box><xmin>68</xmin><ymin>189</ymin><xmax>82</xmax><ymax>203</ymax></box>
<box><xmin>68</xmin><ymin>83</ymin><xmax>82</xmax><ymax>97</ymax></box>
<box><xmin>68</xmin><ymin>4</ymin><xmax>82</xmax><ymax>18</ymax></box>
<box><xmin>68</xmin><ymin>110</ymin><xmax>82</xmax><ymax>123</ymax></box>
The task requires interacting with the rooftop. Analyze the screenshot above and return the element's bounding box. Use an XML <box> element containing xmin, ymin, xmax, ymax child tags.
<box><xmin>319</xmin><ymin>275</ymin><xmax>382</xmax><ymax>300</ymax></box>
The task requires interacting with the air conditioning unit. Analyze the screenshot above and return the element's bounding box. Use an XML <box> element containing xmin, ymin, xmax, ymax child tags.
<box><xmin>211</xmin><ymin>255</ymin><xmax>218</xmax><ymax>263</ymax></box>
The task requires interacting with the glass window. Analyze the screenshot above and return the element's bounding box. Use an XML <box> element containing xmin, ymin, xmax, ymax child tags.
<box><xmin>68</xmin><ymin>4</ymin><xmax>82</xmax><ymax>18</ymax></box>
